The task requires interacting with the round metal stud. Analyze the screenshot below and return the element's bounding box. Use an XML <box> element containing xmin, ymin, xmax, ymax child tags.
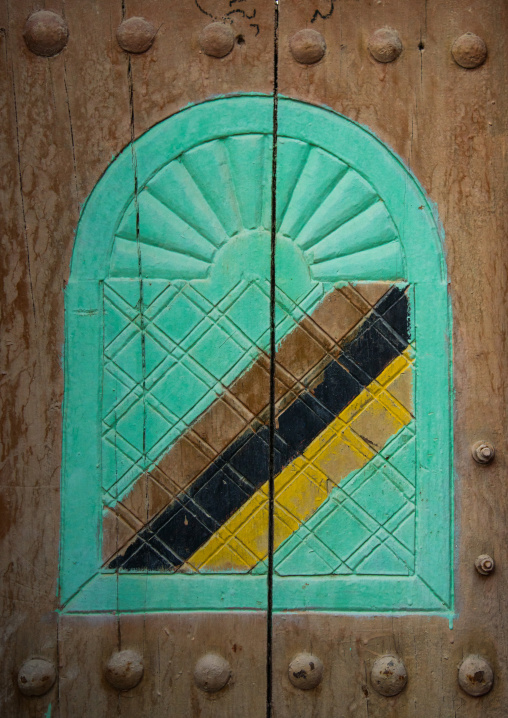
<box><xmin>116</xmin><ymin>17</ymin><xmax>157</xmax><ymax>54</ymax></box>
<box><xmin>105</xmin><ymin>650</ymin><xmax>144</xmax><ymax>691</ymax></box>
<box><xmin>18</xmin><ymin>658</ymin><xmax>56</xmax><ymax>697</ymax></box>
<box><xmin>472</xmin><ymin>441</ymin><xmax>495</xmax><ymax>464</ymax></box>
<box><xmin>370</xmin><ymin>654</ymin><xmax>407</xmax><ymax>696</ymax></box>
<box><xmin>475</xmin><ymin>554</ymin><xmax>495</xmax><ymax>576</ymax></box>
<box><xmin>289</xmin><ymin>29</ymin><xmax>326</xmax><ymax>65</ymax></box>
<box><xmin>23</xmin><ymin>11</ymin><xmax>69</xmax><ymax>57</ymax></box>
<box><xmin>199</xmin><ymin>23</ymin><xmax>235</xmax><ymax>58</ymax></box>
<box><xmin>458</xmin><ymin>655</ymin><xmax>493</xmax><ymax>696</ymax></box>
<box><xmin>452</xmin><ymin>33</ymin><xmax>487</xmax><ymax>69</ymax></box>
<box><xmin>288</xmin><ymin>653</ymin><xmax>323</xmax><ymax>690</ymax></box>
<box><xmin>368</xmin><ymin>28</ymin><xmax>403</xmax><ymax>63</ymax></box>
<box><xmin>194</xmin><ymin>654</ymin><xmax>231</xmax><ymax>693</ymax></box>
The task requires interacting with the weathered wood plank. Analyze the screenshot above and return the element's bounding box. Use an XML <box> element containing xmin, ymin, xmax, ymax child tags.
<box><xmin>274</xmin><ymin>0</ymin><xmax>508</xmax><ymax>715</ymax></box>
<box><xmin>2</xmin><ymin>1</ymin><xmax>274</xmax><ymax>716</ymax></box>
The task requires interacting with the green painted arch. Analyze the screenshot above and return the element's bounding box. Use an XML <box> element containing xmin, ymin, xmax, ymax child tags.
<box><xmin>72</xmin><ymin>95</ymin><xmax>444</xmax><ymax>284</ymax></box>
<box><xmin>61</xmin><ymin>95</ymin><xmax>452</xmax><ymax>615</ymax></box>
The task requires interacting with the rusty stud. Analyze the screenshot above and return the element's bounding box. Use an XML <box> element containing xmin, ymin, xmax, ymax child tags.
<box><xmin>452</xmin><ymin>33</ymin><xmax>487</xmax><ymax>69</ymax></box>
<box><xmin>370</xmin><ymin>655</ymin><xmax>407</xmax><ymax>696</ymax></box>
<box><xmin>116</xmin><ymin>17</ymin><xmax>157</xmax><ymax>54</ymax></box>
<box><xmin>289</xmin><ymin>29</ymin><xmax>326</xmax><ymax>65</ymax></box>
<box><xmin>458</xmin><ymin>655</ymin><xmax>493</xmax><ymax>696</ymax></box>
<box><xmin>194</xmin><ymin>654</ymin><xmax>231</xmax><ymax>693</ymax></box>
<box><xmin>475</xmin><ymin>554</ymin><xmax>495</xmax><ymax>576</ymax></box>
<box><xmin>472</xmin><ymin>440</ymin><xmax>495</xmax><ymax>464</ymax></box>
<box><xmin>18</xmin><ymin>658</ymin><xmax>56</xmax><ymax>697</ymax></box>
<box><xmin>23</xmin><ymin>11</ymin><xmax>69</xmax><ymax>57</ymax></box>
<box><xmin>288</xmin><ymin>653</ymin><xmax>323</xmax><ymax>690</ymax></box>
<box><xmin>105</xmin><ymin>649</ymin><xmax>144</xmax><ymax>691</ymax></box>
<box><xmin>368</xmin><ymin>28</ymin><xmax>403</xmax><ymax>63</ymax></box>
<box><xmin>199</xmin><ymin>23</ymin><xmax>235</xmax><ymax>58</ymax></box>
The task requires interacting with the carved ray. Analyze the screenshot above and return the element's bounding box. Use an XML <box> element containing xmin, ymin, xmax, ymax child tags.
<box><xmin>147</xmin><ymin>160</ymin><xmax>228</xmax><ymax>248</ymax></box>
<box><xmin>225</xmin><ymin>134</ymin><xmax>272</xmax><ymax>230</ymax></box>
<box><xmin>296</xmin><ymin>170</ymin><xmax>378</xmax><ymax>249</ymax></box>
<box><xmin>306</xmin><ymin>201</ymin><xmax>398</xmax><ymax>264</ymax></box>
<box><xmin>110</xmin><ymin>238</ymin><xmax>211</xmax><ymax>279</ymax></box>
<box><xmin>275</xmin><ymin>138</ymin><xmax>311</xmax><ymax>230</ymax></box>
<box><xmin>311</xmin><ymin>241</ymin><xmax>404</xmax><ymax>282</ymax></box>
<box><xmin>116</xmin><ymin>192</ymin><xmax>216</xmax><ymax>262</ymax></box>
<box><xmin>181</xmin><ymin>139</ymin><xmax>243</xmax><ymax>238</ymax></box>
<box><xmin>278</xmin><ymin>145</ymin><xmax>348</xmax><ymax>239</ymax></box>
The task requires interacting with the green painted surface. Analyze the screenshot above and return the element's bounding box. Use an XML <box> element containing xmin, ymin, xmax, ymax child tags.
<box><xmin>272</xmin><ymin>422</ymin><xmax>417</xmax><ymax>578</ymax></box>
<box><xmin>60</xmin><ymin>95</ymin><xmax>452</xmax><ymax>614</ymax></box>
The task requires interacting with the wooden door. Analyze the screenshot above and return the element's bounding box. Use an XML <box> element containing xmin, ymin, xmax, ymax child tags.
<box><xmin>1</xmin><ymin>2</ymin><xmax>507</xmax><ymax>716</ymax></box>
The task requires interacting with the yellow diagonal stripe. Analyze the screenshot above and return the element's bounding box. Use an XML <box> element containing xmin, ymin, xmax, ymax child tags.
<box><xmin>188</xmin><ymin>351</ymin><xmax>413</xmax><ymax>572</ymax></box>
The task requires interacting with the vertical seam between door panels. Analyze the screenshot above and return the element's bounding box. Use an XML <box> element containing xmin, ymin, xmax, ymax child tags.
<box><xmin>120</xmin><ymin>0</ymin><xmax>148</xmax><ymax>649</ymax></box>
<box><xmin>267</xmin><ymin>1</ymin><xmax>279</xmax><ymax>715</ymax></box>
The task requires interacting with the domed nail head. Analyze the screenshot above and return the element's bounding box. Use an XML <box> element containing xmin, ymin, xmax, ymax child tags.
<box><xmin>371</xmin><ymin>655</ymin><xmax>407</xmax><ymax>696</ymax></box>
<box><xmin>199</xmin><ymin>23</ymin><xmax>235</xmax><ymax>58</ymax></box>
<box><xmin>289</xmin><ymin>29</ymin><xmax>326</xmax><ymax>65</ymax></box>
<box><xmin>288</xmin><ymin>653</ymin><xmax>324</xmax><ymax>690</ymax></box>
<box><xmin>452</xmin><ymin>33</ymin><xmax>487</xmax><ymax>69</ymax></box>
<box><xmin>458</xmin><ymin>655</ymin><xmax>493</xmax><ymax>696</ymax></box>
<box><xmin>23</xmin><ymin>11</ymin><xmax>69</xmax><ymax>57</ymax></box>
<box><xmin>116</xmin><ymin>17</ymin><xmax>157</xmax><ymax>54</ymax></box>
<box><xmin>18</xmin><ymin>658</ymin><xmax>56</xmax><ymax>697</ymax></box>
<box><xmin>194</xmin><ymin>654</ymin><xmax>231</xmax><ymax>693</ymax></box>
<box><xmin>368</xmin><ymin>28</ymin><xmax>403</xmax><ymax>63</ymax></box>
<box><xmin>105</xmin><ymin>650</ymin><xmax>144</xmax><ymax>691</ymax></box>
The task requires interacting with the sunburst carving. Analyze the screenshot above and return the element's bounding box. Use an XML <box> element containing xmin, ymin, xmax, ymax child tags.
<box><xmin>109</xmin><ymin>134</ymin><xmax>405</xmax><ymax>282</ymax></box>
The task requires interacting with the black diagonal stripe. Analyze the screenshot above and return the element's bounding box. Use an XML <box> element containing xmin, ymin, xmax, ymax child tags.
<box><xmin>109</xmin><ymin>286</ymin><xmax>410</xmax><ymax>570</ymax></box>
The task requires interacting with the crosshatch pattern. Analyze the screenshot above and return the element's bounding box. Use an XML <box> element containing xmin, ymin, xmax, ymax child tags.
<box><xmin>61</xmin><ymin>96</ymin><xmax>451</xmax><ymax>613</ymax></box>
<box><xmin>104</xmin><ymin>281</ymin><xmax>415</xmax><ymax>578</ymax></box>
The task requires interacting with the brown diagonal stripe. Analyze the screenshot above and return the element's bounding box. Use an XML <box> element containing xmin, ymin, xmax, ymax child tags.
<box><xmin>102</xmin><ymin>282</ymin><xmax>392</xmax><ymax>564</ymax></box>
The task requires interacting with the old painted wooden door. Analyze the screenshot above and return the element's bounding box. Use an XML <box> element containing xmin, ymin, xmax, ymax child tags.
<box><xmin>1</xmin><ymin>1</ymin><xmax>507</xmax><ymax>716</ymax></box>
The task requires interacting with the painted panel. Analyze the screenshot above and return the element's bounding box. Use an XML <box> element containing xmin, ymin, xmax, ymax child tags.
<box><xmin>60</xmin><ymin>95</ymin><xmax>452</xmax><ymax>615</ymax></box>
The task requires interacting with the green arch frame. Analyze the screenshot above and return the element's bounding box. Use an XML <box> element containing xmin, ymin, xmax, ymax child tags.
<box><xmin>60</xmin><ymin>95</ymin><xmax>452</xmax><ymax>615</ymax></box>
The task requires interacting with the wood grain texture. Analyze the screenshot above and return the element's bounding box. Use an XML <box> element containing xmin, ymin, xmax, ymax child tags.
<box><xmin>0</xmin><ymin>1</ymin><xmax>273</xmax><ymax>715</ymax></box>
<box><xmin>2</xmin><ymin>0</ymin><xmax>508</xmax><ymax>715</ymax></box>
<box><xmin>59</xmin><ymin>613</ymin><xmax>267</xmax><ymax>717</ymax></box>
<box><xmin>125</xmin><ymin>0</ymin><xmax>275</xmax><ymax>137</ymax></box>
<box><xmin>0</xmin><ymin>0</ymin><xmax>73</xmax><ymax>714</ymax></box>
<box><xmin>274</xmin><ymin>0</ymin><xmax>508</xmax><ymax>715</ymax></box>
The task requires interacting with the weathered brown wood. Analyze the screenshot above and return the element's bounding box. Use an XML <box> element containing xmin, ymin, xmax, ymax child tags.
<box><xmin>59</xmin><ymin>613</ymin><xmax>267</xmax><ymax>716</ymax></box>
<box><xmin>0</xmin><ymin>1</ymin><xmax>74</xmax><ymax>715</ymax></box>
<box><xmin>125</xmin><ymin>0</ymin><xmax>275</xmax><ymax>138</ymax></box>
<box><xmin>274</xmin><ymin>0</ymin><xmax>508</xmax><ymax>715</ymax></box>
<box><xmin>1</xmin><ymin>1</ymin><xmax>273</xmax><ymax>715</ymax></box>
<box><xmin>2</xmin><ymin>0</ymin><xmax>508</xmax><ymax>716</ymax></box>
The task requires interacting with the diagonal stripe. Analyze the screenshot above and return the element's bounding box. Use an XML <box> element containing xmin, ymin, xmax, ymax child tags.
<box><xmin>103</xmin><ymin>283</ymin><xmax>380</xmax><ymax>541</ymax></box>
<box><xmin>105</xmin><ymin>284</ymin><xmax>408</xmax><ymax>569</ymax></box>
<box><xmin>188</xmin><ymin>351</ymin><xmax>413</xmax><ymax>572</ymax></box>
